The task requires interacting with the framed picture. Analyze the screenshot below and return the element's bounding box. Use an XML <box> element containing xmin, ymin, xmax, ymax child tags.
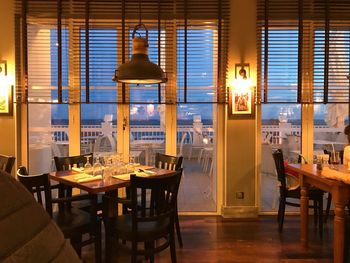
<box><xmin>0</xmin><ymin>85</ymin><xmax>13</xmax><ymax>116</ymax></box>
<box><xmin>228</xmin><ymin>86</ymin><xmax>255</xmax><ymax>119</ymax></box>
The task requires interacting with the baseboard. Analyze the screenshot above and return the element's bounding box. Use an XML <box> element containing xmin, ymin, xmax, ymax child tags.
<box><xmin>221</xmin><ymin>206</ymin><xmax>259</xmax><ymax>219</ymax></box>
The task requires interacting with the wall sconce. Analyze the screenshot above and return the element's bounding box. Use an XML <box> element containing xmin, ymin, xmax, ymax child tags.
<box><xmin>228</xmin><ymin>63</ymin><xmax>255</xmax><ymax>119</ymax></box>
<box><xmin>0</xmin><ymin>60</ymin><xmax>13</xmax><ymax>116</ymax></box>
<box><xmin>0</xmin><ymin>60</ymin><xmax>7</xmax><ymax>76</ymax></box>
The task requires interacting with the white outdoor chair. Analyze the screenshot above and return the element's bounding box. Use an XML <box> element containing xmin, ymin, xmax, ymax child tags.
<box><xmin>93</xmin><ymin>134</ymin><xmax>116</xmax><ymax>153</ymax></box>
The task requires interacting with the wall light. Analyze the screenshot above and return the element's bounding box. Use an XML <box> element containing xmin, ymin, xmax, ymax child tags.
<box><xmin>0</xmin><ymin>60</ymin><xmax>13</xmax><ymax>116</ymax></box>
<box><xmin>0</xmin><ymin>60</ymin><xmax>7</xmax><ymax>77</ymax></box>
<box><xmin>228</xmin><ymin>63</ymin><xmax>255</xmax><ymax>119</ymax></box>
<box><xmin>233</xmin><ymin>63</ymin><xmax>252</xmax><ymax>93</ymax></box>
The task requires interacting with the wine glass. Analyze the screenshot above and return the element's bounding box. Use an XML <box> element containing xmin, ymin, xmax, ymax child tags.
<box><xmin>128</xmin><ymin>156</ymin><xmax>136</xmax><ymax>172</ymax></box>
<box><xmin>84</xmin><ymin>155</ymin><xmax>93</xmax><ymax>175</ymax></box>
<box><xmin>93</xmin><ymin>154</ymin><xmax>103</xmax><ymax>177</ymax></box>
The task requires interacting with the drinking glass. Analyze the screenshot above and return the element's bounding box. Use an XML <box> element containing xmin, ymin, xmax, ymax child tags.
<box><xmin>322</xmin><ymin>154</ymin><xmax>329</xmax><ymax>168</ymax></box>
<box><xmin>331</xmin><ymin>151</ymin><xmax>340</xmax><ymax>165</ymax></box>
<box><xmin>104</xmin><ymin>156</ymin><xmax>113</xmax><ymax>178</ymax></box>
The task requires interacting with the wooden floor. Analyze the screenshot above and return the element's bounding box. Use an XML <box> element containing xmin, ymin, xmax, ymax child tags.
<box><xmin>82</xmin><ymin>215</ymin><xmax>336</xmax><ymax>262</ymax></box>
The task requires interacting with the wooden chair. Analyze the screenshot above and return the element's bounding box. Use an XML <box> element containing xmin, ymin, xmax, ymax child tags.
<box><xmin>155</xmin><ymin>153</ymin><xmax>184</xmax><ymax>247</ymax></box>
<box><xmin>17</xmin><ymin>167</ymin><xmax>102</xmax><ymax>262</ymax></box>
<box><xmin>272</xmin><ymin>149</ymin><xmax>324</xmax><ymax>236</ymax></box>
<box><xmin>54</xmin><ymin>153</ymin><xmax>93</xmax><ymax>197</ymax></box>
<box><xmin>103</xmin><ymin>169</ymin><xmax>182</xmax><ymax>263</ymax></box>
<box><xmin>0</xmin><ymin>154</ymin><xmax>15</xmax><ymax>174</ymax></box>
<box><xmin>54</xmin><ymin>153</ymin><xmax>103</xmax><ymax>212</ymax></box>
<box><xmin>54</xmin><ymin>153</ymin><xmax>93</xmax><ymax>171</ymax></box>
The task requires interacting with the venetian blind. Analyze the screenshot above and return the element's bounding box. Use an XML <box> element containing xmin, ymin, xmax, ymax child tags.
<box><xmin>15</xmin><ymin>0</ymin><xmax>229</xmax><ymax>104</ymax></box>
<box><xmin>257</xmin><ymin>0</ymin><xmax>350</xmax><ymax>104</ymax></box>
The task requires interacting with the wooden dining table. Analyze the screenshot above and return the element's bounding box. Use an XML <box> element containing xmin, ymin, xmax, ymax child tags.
<box><xmin>287</xmin><ymin>163</ymin><xmax>350</xmax><ymax>263</ymax></box>
<box><xmin>50</xmin><ymin>167</ymin><xmax>175</xmax><ymax>194</ymax></box>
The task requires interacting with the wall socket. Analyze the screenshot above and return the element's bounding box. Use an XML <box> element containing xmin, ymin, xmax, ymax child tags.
<box><xmin>236</xmin><ymin>192</ymin><xmax>244</xmax><ymax>199</ymax></box>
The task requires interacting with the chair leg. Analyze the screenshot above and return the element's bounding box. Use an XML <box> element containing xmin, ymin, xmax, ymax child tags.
<box><xmin>94</xmin><ymin>221</ymin><xmax>102</xmax><ymax>263</ymax></box>
<box><xmin>105</xmin><ymin>234</ymin><xmax>112</xmax><ymax>263</ymax></box>
<box><xmin>145</xmin><ymin>241</ymin><xmax>155</xmax><ymax>263</ymax></box>
<box><xmin>71</xmin><ymin>235</ymin><xmax>82</xmax><ymax>258</ymax></box>
<box><xmin>313</xmin><ymin>200</ymin><xmax>318</xmax><ymax>227</ymax></box>
<box><xmin>278</xmin><ymin>197</ymin><xmax>286</xmax><ymax>232</ymax></box>
<box><xmin>175</xmin><ymin>206</ymin><xmax>183</xmax><ymax>248</ymax></box>
<box><xmin>324</xmin><ymin>193</ymin><xmax>332</xmax><ymax>223</ymax></box>
<box><xmin>104</xmin><ymin>220</ymin><xmax>114</xmax><ymax>263</ymax></box>
<box><xmin>170</xmin><ymin>228</ymin><xmax>177</xmax><ymax>263</ymax></box>
<box><xmin>319</xmin><ymin>197</ymin><xmax>323</xmax><ymax>238</ymax></box>
<box><xmin>131</xmin><ymin>240</ymin><xmax>137</xmax><ymax>263</ymax></box>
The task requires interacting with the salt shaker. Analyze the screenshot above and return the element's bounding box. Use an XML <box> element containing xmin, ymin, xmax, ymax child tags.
<box><xmin>322</xmin><ymin>154</ymin><xmax>329</xmax><ymax>168</ymax></box>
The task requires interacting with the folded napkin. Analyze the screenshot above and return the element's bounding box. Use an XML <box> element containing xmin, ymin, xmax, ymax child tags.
<box><xmin>76</xmin><ymin>175</ymin><xmax>102</xmax><ymax>183</ymax></box>
<box><xmin>72</xmin><ymin>167</ymin><xmax>84</xmax><ymax>172</ymax></box>
<box><xmin>137</xmin><ymin>169</ymin><xmax>156</xmax><ymax>175</ymax></box>
<box><xmin>138</xmin><ymin>165</ymin><xmax>154</xmax><ymax>170</ymax></box>
<box><xmin>321</xmin><ymin>167</ymin><xmax>350</xmax><ymax>184</ymax></box>
<box><xmin>112</xmin><ymin>173</ymin><xmax>131</xmax><ymax>181</ymax></box>
<box><xmin>112</xmin><ymin>170</ymin><xmax>157</xmax><ymax>181</ymax></box>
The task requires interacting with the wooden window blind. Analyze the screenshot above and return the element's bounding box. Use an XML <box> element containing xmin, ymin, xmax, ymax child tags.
<box><xmin>15</xmin><ymin>0</ymin><xmax>229</xmax><ymax>105</ymax></box>
<box><xmin>258</xmin><ymin>0</ymin><xmax>350</xmax><ymax>104</ymax></box>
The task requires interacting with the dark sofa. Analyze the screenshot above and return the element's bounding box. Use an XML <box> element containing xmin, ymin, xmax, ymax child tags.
<box><xmin>0</xmin><ymin>170</ymin><xmax>82</xmax><ymax>263</ymax></box>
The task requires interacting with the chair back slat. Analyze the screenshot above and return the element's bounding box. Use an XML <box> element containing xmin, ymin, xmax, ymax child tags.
<box><xmin>0</xmin><ymin>154</ymin><xmax>15</xmax><ymax>174</ymax></box>
<box><xmin>155</xmin><ymin>153</ymin><xmax>183</xmax><ymax>171</ymax></box>
<box><xmin>272</xmin><ymin>149</ymin><xmax>287</xmax><ymax>189</ymax></box>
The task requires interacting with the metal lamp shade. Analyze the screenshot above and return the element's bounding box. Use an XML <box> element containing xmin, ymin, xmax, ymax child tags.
<box><xmin>113</xmin><ymin>28</ymin><xmax>167</xmax><ymax>84</ymax></box>
<box><xmin>115</xmin><ymin>53</ymin><xmax>167</xmax><ymax>84</ymax></box>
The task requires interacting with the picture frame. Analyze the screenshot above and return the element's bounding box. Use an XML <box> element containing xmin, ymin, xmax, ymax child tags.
<box><xmin>228</xmin><ymin>86</ymin><xmax>255</xmax><ymax>119</ymax></box>
<box><xmin>228</xmin><ymin>63</ymin><xmax>255</xmax><ymax>119</ymax></box>
<box><xmin>0</xmin><ymin>85</ymin><xmax>13</xmax><ymax>116</ymax></box>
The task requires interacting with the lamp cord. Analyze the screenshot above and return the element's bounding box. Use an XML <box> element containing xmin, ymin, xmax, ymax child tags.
<box><xmin>139</xmin><ymin>0</ymin><xmax>142</xmax><ymax>24</ymax></box>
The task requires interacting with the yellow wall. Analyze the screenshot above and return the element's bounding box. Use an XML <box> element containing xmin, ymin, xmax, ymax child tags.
<box><xmin>0</xmin><ymin>0</ymin><xmax>17</xmax><ymax>170</ymax></box>
<box><xmin>222</xmin><ymin>0</ymin><xmax>258</xmax><ymax>218</ymax></box>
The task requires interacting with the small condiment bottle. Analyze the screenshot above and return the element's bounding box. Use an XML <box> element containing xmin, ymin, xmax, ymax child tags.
<box><xmin>316</xmin><ymin>155</ymin><xmax>323</xmax><ymax>171</ymax></box>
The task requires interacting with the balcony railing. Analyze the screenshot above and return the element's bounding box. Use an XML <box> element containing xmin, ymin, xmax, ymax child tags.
<box><xmin>49</xmin><ymin>123</ymin><xmax>344</xmax><ymax>147</ymax></box>
<box><xmin>51</xmin><ymin>124</ymin><xmax>214</xmax><ymax>145</ymax></box>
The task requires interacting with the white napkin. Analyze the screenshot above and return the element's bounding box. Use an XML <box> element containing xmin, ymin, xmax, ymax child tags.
<box><xmin>112</xmin><ymin>171</ymin><xmax>156</xmax><ymax>181</ymax></box>
<box><xmin>76</xmin><ymin>175</ymin><xmax>102</xmax><ymax>183</ymax></box>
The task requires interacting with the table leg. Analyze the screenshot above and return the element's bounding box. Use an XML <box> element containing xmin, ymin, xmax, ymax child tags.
<box><xmin>103</xmin><ymin>190</ymin><xmax>118</xmax><ymax>263</ymax></box>
<box><xmin>90</xmin><ymin>194</ymin><xmax>101</xmax><ymax>263</ymax></box>
<box><xmin>300</xmin><ymin>180</ymin><xmax>309</xmax><ymax>247</ymax></box>
<box><xmin>333</xmin><ymin>193</ymin><xmax>346</xmax><ymax>263</ymax></box>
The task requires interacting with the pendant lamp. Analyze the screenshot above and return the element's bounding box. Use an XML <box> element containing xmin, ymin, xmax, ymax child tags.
<box><xmin>112</xmin><ymin>0</ymin><xmax>167</xmax><ymax>84</ymax></box>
